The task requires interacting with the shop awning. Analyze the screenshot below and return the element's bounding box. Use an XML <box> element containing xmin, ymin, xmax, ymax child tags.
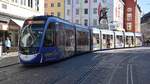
<box><xmin>0</xmin><ymin>16</ymin><xmax>9</xmax><ymax>23</ymax></box>
<box><xmin>0</xmin><ymin>17</ymin><xmax>24</xmax><ymax>30</ymax></box>
<box><xmin>11</xmin><ymin>19</ymin><xmax>24</xmax><ymax>27</ymax></box>
<box><xmin>8</xmin><ymin>19</ymin><xmax>20</xmax><ymax>30</ymax></box>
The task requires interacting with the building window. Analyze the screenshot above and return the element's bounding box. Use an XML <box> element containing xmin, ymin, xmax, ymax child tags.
<box><xmin>11</xmin><ymin>0</ymin><xmax>14</xmax><ymax>2</ymax></box>
<box><xmin>85</xmin><ymin>0</ymin><xmax>88</xmax><ymax>3</ymax></box>
<box><xmin>93</xmin><ymin>19</ymin><xmax>97</xmax><ymax>25</ymax></box>
<box><xmin>67</xmin><ymin>0</ymin><xmax>71</xmax><ymax>5</ymax></box>
<box><xmin>44</xmin><ymin>3</ymin><xmax>48</xmax><ymax>8</ymax></box>
<box><xmin>24</xmin><ymin>0</ymin><xmax>26</xmax><ymax>5</ymax></box>
<box><xmin>67</xmin><ymin>9</ymin><xmax>70</xmax><ymax>16</ymax></box>
<box><xmin>21</xmin><ymin>0</ymin><xmax>23</xmax><ymax>5</ymax></box>
<box><xmin>57</xmin><ymin>12</ymin><xmax>61</xmax><ymax>17</ymax></box>
<box><xmin>127</xmin><ymin>8</ymin><xmax>132</xmax><ymax>12</ymax></box>
<box><xmin>2</xmin><ymin>4</ymin><xmax>7</xmax><ymax>9</ymax></box>
<box><xmin>127</xmin><ymin>13</ymin><xmax>132</xmax><ymax>21</ymax></box>
<box><xmin>76</xmin><ymin>9</ymin><xmax>79</xmax><ymax>15</ymax></box>
<box><xmin>76</xmin><ymin>0</ymin><xmax>79</xmax><ymax>4</ymax></box>
<box><xmin>93</xmin><ymin>8</ymin><xmax>97</xmax><ymax>14</ymax></box>
<box><xmin>31</xmin><ymin>0</ymin><xmax>33</xmax><ymax>8</ymax></box>
<box><xmin>28</xmin><ymin>0</ymin><xmax>30</xmax><ymax>7</ymax></box>
<box><xmin>21</xmin><ymin>0</ymin><xmax>26</xmax><ymax>5</ymax></box>
<box><xmin>76</xmin><ymin>19</ymin><xmax>79</xmax><ymax>24</ymax></box>
<box><xmin>36</xmin><ymin>0</ymin><xmax>39</xmax><ymax>11</ymax></box>
<box><xmin>51</xmin><ymin>3</ymin><xmax>54</xmax><ymax>7</ymax></box>
<box><xmin>15</xmin><ymin>0</ymin><xmax>18</xmax><ymax>3</ymax></box>
<box><xmin>28</xmin><ymin>0</ymin><xmax>33</xmax><ymax>8</ymax></box>
<box><xmin>57</xmin><ymin>2</ymin><xmax>61</xmax><ymax>7</ymax></box>
<box><xmin>94</xmin><ymin>0</ymin><xmax>97</xmax><ymax>3</ymax></box>
<box><xmin>51</xmin><ymin>12</ymin><xmax>54</xmax><ymax>16</ymax></box>
<box><xmin>84</xmin><ymin>19</ymin><xmax>88</xmax><ymax>26</ymax></box>
<box><xmin>45</xmin><ymin>12</ymin><xmax>48</xmax><ymax>15</ymax></box>
<box><xmin>84</xmin><ymin>9</ymin><xmax>88</xmax><ymax>14</ymax></box>
<box><xmin>127</xmin><ymin>23</ymin><xmax>132</xmax><ymax>30</ymax></box>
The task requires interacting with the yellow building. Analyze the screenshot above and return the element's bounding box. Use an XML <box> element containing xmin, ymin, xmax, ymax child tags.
<box><xmin>44</xmin><ymin>0</ymin><xmax>65</xmax><ymax>19</ymax></box>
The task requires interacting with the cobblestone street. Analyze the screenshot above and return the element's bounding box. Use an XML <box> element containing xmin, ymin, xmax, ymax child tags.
<box><xmin>0</xmin><ymin>47</ymin><xmax>150</xmax><ymax>84</ymax></box>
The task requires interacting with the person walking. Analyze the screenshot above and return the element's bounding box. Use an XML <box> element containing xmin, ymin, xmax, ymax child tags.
<box><xmin>4</xmin><ymin>37</ymin><xmax>11</xmax><ymax>53</ymax></box>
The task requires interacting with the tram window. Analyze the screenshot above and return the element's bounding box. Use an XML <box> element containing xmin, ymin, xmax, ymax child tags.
<box><xmin>77</xmin><ymin>30</ymin><xmax>89</xmax><ymax>46</ymax></box>
<box><xmin>94</xmin><ymin>34</ymin><xmax>100</xmax><ymax>44</ymax></box>
<box><xmin>111</xmin><ymin>35</ymin><xmax>113</xmax><ymax>39</ymax></box>
<box><xmin>126</xmin><ymin>36</ymin><xmax>129</xmax><ymax>44</ymax></box>
<box><xmin>44</xmin><ymin>23</ymin><xmax>55</xmax><ymax>47</ymax></box>
<box><xmin>117</xmin><ymin>36</ymin><xmax>120</xmax><ymax>39</ymax></box>
<box><xmin>131</xmin><ymin>36</ymin><xmax>134</xmax><ymax>44</ymax></box>
<box><xmin>103</xmin><ymin>34</ymin><xmax>106</xmax><ymax>39</ymax></box>
<box><xmin>96</xmin><ymin>35</ymin><xmax>100</xmax><ymax>44</ymax></box>
<box><xmin>64</xmin><ymin>29</ymin><xmax>74</xmax><ymax>46</ymax></box>
<box><xmin>120</xmin><ymin>36</ymin><xmax>123</xmax><ymax>42</ymax></box>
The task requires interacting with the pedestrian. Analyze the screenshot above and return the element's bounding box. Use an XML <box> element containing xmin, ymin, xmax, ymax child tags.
<box><xmin>4</xmin><ymin>37</ymin><xmax>11</xmax><ymax>53</ymax></box>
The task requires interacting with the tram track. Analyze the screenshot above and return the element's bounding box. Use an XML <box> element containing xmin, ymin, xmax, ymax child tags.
<box><xmin>49</xmin><ymin>53</ymin><xmax>109</xmax><ymax>84</ymax></box>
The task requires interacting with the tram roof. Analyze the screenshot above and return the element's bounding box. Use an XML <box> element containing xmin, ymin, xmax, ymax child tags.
<box><xmin>75</xmin><ymin>24</ymin><xmax>87</xmax><ymax>29</ymax></box>
<box><xmin>100</xmin><ymin>29</ymin><xmax>114</xmax><ymax>35</ymax></box>
<box><xmin>114</xmin><ymin>31</ymin><xmax>124</xmax><ymax>35</ymax></box>
<box><xmin>125</xmin><ymin>32</ymin><xmax>134</xmax><ymax>36</ymax></box>
<box><xmin>135</xmin><ymin>32</ymin><xmax>142</xmax><ymax>36</ymax></box>
<box><xmin>29</xmin><ymin>16</ymin><xmax>89</xmax><ymax>30</ymax></box>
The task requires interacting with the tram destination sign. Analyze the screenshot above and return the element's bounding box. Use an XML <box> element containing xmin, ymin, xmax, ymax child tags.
<box><xmin>26</xmin><ymin>20</ymin><xmax>45</xmax><ymax>25</ymax></box>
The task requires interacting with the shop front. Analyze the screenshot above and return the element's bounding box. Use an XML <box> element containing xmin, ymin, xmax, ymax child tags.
<box><xmin>0</xmin><ymin>17</ymin><xmax>21</xmax><ymax>52</ymax></box>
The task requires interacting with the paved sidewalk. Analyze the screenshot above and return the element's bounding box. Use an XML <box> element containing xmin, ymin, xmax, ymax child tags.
<box><xmin>0</xmin><ymin>52</ymin><xmax>19</xmax><ymax>68</ymax></box>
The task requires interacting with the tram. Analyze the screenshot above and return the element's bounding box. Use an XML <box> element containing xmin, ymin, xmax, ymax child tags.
<box><xmin>18</xmin><ymin>16</ymin><xmax>143</xmax><ymax>65</ymax></box>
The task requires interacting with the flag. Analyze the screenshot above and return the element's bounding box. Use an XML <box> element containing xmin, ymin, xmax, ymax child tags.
<box><xmin>98</xmin><ymin>2</ymin><xmax>102</xmax><ymax>17</ymax></box>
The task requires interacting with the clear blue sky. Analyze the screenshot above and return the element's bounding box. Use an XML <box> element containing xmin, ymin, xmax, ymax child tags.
<box><xmin>138</xmin><ymin>0</ymin><xmax>150</xmax><ymax>15</ymax></box>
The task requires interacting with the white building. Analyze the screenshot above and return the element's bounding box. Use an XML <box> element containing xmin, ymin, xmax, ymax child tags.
<box><xmin>64</xmin><ymin>0</ymin><xmax>125</xmax><ymax>31</ymax></box>
<box><xmin>65</xmin><ymin>0</ymin><xmax>101</xmax><ymax>26</ymax></box>
<box><xmin>65</xmin><ymin>0</ymin><xmax>73</xmax><ymax>22</ymax></box>
<box><xmin>0</xmin><ymin>0</ymin><xmax>44</xmax><ymax>48</ymax></box>
<box><xmin>0</xmin><ymin>0</ymin><xmax>44</xmax><ymax>27</ymax></box>
<box><xmin>107</xmin><ymin>0</ymin><xmax>125</xmax><ymax>31</ymax></box>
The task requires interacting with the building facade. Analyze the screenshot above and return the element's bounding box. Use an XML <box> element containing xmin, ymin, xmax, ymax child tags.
<box><xmin>0</xmin><ymin>0</ymin><xmax>44</xmax><ymax>50</ymax></box>
<box><xmin>64</xmin><ymin>0</ymin><xmax>125</xmax><ymax>31</ymax></box>
<box><xmin>141</xmin><ymin>12</ymin><xmax>150</xmax><ymax>42</ymax></box>
<box><xmin>135</xmin><ymin>5</ymin><xmax>141</xmax><ymax>32</ymax></box>
<box><xmin>65</xmin><ymin>0</ymin><xmax>101</xmax><ymax>26</ymax></box>
<box><xmin>124</xmin><ymin>0</ymin><xmax>141</xmax><ymax>32</ymax></box>
<box><xmin>44</xmin><ymin>0</ymin><xmax>65</xmax><ymax>18</ymax></box>
<box><xmin>107</xmin><ymin>0</ymin><xmax>125</xmax><ymax>31</ymax></box>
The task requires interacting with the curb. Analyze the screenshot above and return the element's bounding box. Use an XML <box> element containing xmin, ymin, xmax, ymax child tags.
<box><xmin>0</xmin><ymin>56</ymin><xmax>19</xmax><ymax>68</ymax></box>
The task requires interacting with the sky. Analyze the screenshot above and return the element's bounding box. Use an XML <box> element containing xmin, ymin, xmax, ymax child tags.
<box><xmin>138</xmin><ymin>0</ymin><xmax>150</xmax><ymax>15</ymax></box>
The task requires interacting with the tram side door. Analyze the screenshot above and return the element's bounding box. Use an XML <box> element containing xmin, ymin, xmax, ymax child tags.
<box><xmin>42</xmin><ymin>22</ymin><xmax>57</xmax><ymax>59</ymax></box>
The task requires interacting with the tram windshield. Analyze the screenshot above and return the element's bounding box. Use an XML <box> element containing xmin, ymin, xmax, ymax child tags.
<box><xmin>20</xmin><ymin>25</ymin><xmax>43</xmax><ymax>47</ymax></box>
<box><xmin>19</xmin><ymin>20</ymin><xmax>46</xmax><ymax>54</ymax></box>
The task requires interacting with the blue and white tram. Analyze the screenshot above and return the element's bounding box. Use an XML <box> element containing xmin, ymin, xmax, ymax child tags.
<box><xmin>19</xmin><ymin>16</ymin><xmax>78</xmax><ymax>64</ymax></box>
<box><xmin>114</xmin><ymin>31</ymin><xmax>124</xmax><ymax>48</ymax></box>
<box><xmin>18</xmin><ymin>16</ymin><xmax>143</xmax><ymax>65</ymax></box>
